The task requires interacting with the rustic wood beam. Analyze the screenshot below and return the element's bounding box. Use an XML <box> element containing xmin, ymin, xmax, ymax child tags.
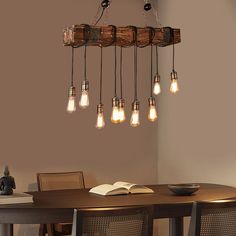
<box><xmin>63</xmin><ymin>25</ymin><xmax>181</xmax><ymax>48</ymax></box>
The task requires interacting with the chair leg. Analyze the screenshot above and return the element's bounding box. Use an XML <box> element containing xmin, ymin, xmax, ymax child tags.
<box><xmin>46</xmin><ymin>224</ymin><xmax>55</xmax><ymax>236</ymax></box>
<box><xmin>39</xmin><ymin>224</ymin><xmax>47</xmax><ymax>236</ymax></box>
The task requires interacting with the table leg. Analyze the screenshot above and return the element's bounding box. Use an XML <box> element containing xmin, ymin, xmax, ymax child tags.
<box><xmin>0</xmin><ymin>224</ymin><xmax>13</xmax><ymax>236</ymax></box>
<box><xmin>169</xmin><ymin>217</ymin><xmax>184</xmax><ymax>236</ymax></box>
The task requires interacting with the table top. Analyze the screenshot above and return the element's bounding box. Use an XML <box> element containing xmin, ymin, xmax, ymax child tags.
<box><xmin>0</xmin><ymin>183</ymin><xmax>236</xmax><ymax>224</ymax></box>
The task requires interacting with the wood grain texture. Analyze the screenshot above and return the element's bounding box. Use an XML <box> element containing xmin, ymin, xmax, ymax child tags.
<box><xmin>0</xmin><ymin>184</ymin><xmax>235</xmax><ymax>224</ymax></box>
<box><xmin>63</xmin><ymin>25</ymin><xmax>181</xmax><ymax>47</ymax></box>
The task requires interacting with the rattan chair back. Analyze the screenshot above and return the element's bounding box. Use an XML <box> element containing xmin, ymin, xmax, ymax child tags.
<box><xmin>188</xmin><ymin>199</ymin><xmax>236</xmax><ymax>236</ymax></box>
<box><xmin>72</xmin><ymin>205</ymin><xmax>154</xmax><ymax>236</ymax></box>
<box><xmin>37</xmin><ymin>171</ymin><xmax>85</xmax><ymax>191</ymax></box>
<box><xmin>37</xmin><ymin>171</ymin><xmax>85</xmax><ymax>236</ymax></box>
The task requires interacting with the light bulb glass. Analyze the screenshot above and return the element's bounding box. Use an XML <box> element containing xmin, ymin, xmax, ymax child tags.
<box><xmin>119</xmin><ymin>107</ymin><xmax>126</xmax><ymax>123</ymax></box>
<box><xmin>111</xmin><ymin>106</ymin><xmax>120</xmax><ymax>123</ymax></box>
<box><xmin>130</xmin><ymin>110</ymin><xmax>140</xmax><ymax>127</ymax></box>
<box><xmin>148</xmin><ymin>105</ymin><xmax>158</xmax><ymax>122</ymax></box>
<box><xmin>79</xmin><ymin>90</ymin><xmax>89</xmax><ymax>108</ymax></box>
<box><xmin>67</xmin><ymin>96</ymin><xmax>76</xmax><ymax>113</ymax></box>
<box><xmin>170</xmin><ymin>78</ymin><xmax>179</xmax><ymax>94</ymax></box>
<box><xmin>118</xmin><ymin>99</ymin><xmax>126</xmax><ymax>123</ymax></box>
<box><xmin>96</xmin><ymin>112</ymin><xmax>105</xmax><ymax>129</ymax></box>
<box><xmin>153</xmin><ymin>81</ymin><xmax>161</xmax><ymax>95</ymax></box>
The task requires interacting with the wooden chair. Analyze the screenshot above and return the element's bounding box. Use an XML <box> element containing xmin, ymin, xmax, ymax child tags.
<box><xmin>37</xmin><ymin>171</ymin><xmax>85</xmax><ymax>236</ymax></box>
<box><xmin>188</xmin><ymin>199</ymin><xmax>236</xmax><ymax>236</ymax></box>
<box><xmin>71</xmin><ymin>205</ymin><xmax>154</xmax><ymax>236</ymax></box>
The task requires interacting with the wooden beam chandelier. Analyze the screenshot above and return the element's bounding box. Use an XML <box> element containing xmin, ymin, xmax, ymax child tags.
<box><xmin>63</xmin><ymin>0</ymin><xmax>181</xmax><ymax>129</ymax></box>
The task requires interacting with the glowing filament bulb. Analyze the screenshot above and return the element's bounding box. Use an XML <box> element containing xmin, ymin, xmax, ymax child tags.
<box><xmin>130</xmin><ymin>111</ymin><xmax>140</xmax><ymax>127</ymax></box>
<box><xmin>153</xmin><ymin>74</ymin><xmax>161</xmax><ymax>95</ymax></box>
<box><xmin>67</xmin><ymin>86</ymin><xmax>76</xmax><ymax>114</ymax></box>
<box><xmin>170</xmin><ymin>71</ymin><xmax>179</xmax><ymax>94</ymax></box>
<box><xmin>79</xmin><ymin>81</ymin><xmax>89</xmax><ymax>108</ymax></box>
<box><xmin>130</xmin><ymin>101</ymin><xmax>140</xmax><ymax>127</ymax></box>
<box><xmin>96</xmin><ymin>113</ymin><xmax>105</xmax><ymax>129</ymax></box>
<box><xmin>96</xmin><ymin>104</ymin><xmax>105</xmax><ymax>129</ymax></box>
<box><xmin>170</xmin><ymin>79</ymin><xmax>179</xmax><ymax>94</ymax></box>
<box><xmin>118</xmin><ymin>98</ymin><xmax>126</xmax><ymax>123</ymax></box>
<box><xmin>148</xmin><ymin>97</ymin><xmax>158</xmax><ymax>122</ymax></box>
<box><xmin>111</xmin><ymin>97</ymin><xmax>120</xmax><ymax>124</ymax></box>
<box><xmin>79</xmin><ymin>91</ymin><xmax>89</xmax><ymax>108</ymax></box>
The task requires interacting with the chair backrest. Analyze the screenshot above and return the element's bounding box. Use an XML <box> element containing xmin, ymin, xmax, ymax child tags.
<box><xmin>37</xmin><ymin>171</ymin><xmax>85</xmax><ymax>191</ymax></box>
<box><xmin>71</xmin><ymin>205</ymin><xmax>154</xmax><ymax>236</ymax></box>
<box><xmin>188</xmin><ymin>199</ymin><xmax>236</xmax><ymax>236</ymax></box>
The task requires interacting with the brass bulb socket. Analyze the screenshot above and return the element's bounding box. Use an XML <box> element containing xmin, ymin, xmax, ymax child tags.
<box><xmin>81</xmin><ymin>80</ymin><xmax>89</xmax><ymax>92</ymax></box>
<box><xmin>171</xmin><ymin>71</ymin><xmax>178</xmax><ymax>80</ymax></box>
<box><xmin>112</xmin><ymin>97</ymin><xmax>119</xmax><ymax>107</ymax></box>
<box><xmin>97</xmin><ymin>103</ymin><xmax>104</xmax><ymax>113</ymax></box>
<box><xmin>148</xmin><ymin>97</ymin><xmax>156</xmax><ymax>106</ymax></box>
<box><xmin>68</xmin><ymin>86</ymin><xmax>76</xmax><ymax>97</ymax></box>
<box><xmin>154</xmin><ymin>74</ymin><xmax>161</xmax><ymax>83</ymax></box>
<box><xmin>132</xmin><ymin>100</ymin><xmax>140</xmax><ymax>111</ymax></box>
<box><xmin>119</xmin><ymin>98</ymin><xmax>125</xmax><ymax>108</ymax></box>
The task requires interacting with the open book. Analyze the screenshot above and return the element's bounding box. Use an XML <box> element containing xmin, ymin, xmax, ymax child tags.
<box><xmin>0</xmin><ymin>192</ymin><xmax>33</xmax><ymax>205</ymax></box>
<box><xmin>89</xmin><ymin>181</ymin><xmax>154</xmax><ymax>196</ymax></box>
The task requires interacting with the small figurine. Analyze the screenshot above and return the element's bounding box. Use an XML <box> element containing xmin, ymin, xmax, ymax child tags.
<box><xmin>0</xmin><ymin>166</ymin><xmax>16</xmax><ymax>195</ymax></box>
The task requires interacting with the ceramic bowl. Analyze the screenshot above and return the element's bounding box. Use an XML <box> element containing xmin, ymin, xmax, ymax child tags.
<box><xmin>168</xmin><ymin>184</ymin><xmax>200</xmax><ymax>196</ymax></box>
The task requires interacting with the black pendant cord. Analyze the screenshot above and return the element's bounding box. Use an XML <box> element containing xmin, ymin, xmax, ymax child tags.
<box><xmin>84</xmin><ymin>45</ymin><xmax>87</xmax><ymax>80</ymax></box>
<box><xmin>156</xmin><ymin>45</ymin><xmax>159</xmax><ymax>75</ymax></box>
<box><xmin>71</xmin><ymin>46</ymin><xmax>75</xmax><ymax>87</ymax></box>
<box><xmin>150</xmin><ymin>45</ymin><xmax>153</xmax><ymax>97</ymax></box>
<box><xmin>120</xmin><ymin>47</ymin><xmax>123</xmax><ymax>99</ymax></box>
<box><xmin>94</xmin><ymin>7</ymin><xmax>105</xmax><ymax>26</ymax></box>
<box><xmin>99</xmin><ymin>47</ymin><xmax>103</xmax><ymax>104</ymax></box>
<box><xmin>172</xmin><ymin>44</ymin><xmax>175</xmax><ymax>72</ymax></box>
<box><xmin>134</xmin><ymin>45</ymin><xmax>138</xmax><ymax>100</ymax></box>
<box><xmin>114</xmin><ymin>45</ymin><xmax>117</xmax><ymax>97</ymax></box>
<box><xmin>94</xmin><ymin>1</ymin><xmax>110</xmax><ymax>26</ymax></box>
<box><xmin>172</xmin><ymin>31</ymin><xmax>175</xmax><ymax>72</ymax></box>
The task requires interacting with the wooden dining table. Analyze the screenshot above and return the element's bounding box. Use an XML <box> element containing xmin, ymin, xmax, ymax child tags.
<box><xmin>0</xmin><ymin>183</ymin><xmax>236</xmax><ymax>236</ymax></box>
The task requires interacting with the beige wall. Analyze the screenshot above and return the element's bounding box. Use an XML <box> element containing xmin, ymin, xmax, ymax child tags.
<box><xmin>157</xmin><ymin>0</ymin><xmax>236</xmax><ymax>235</ymax></box>
<box><xmin>0</xmin><ymin>0</ymin><xmax>158</xmax><ymax>235</ymax></box>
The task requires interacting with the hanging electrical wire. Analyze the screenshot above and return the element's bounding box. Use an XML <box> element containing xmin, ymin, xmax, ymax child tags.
<box><xmin>143</xmin><ymin>0</ymin><xmax>162</xmax><ymax>27</ymax></box>
<box><xmin>92</xmin><ymin>0</ymin><xmax>111</xmax><ymax>26</ymax></box>
<box><xmin>64</xmin><ymin>0</ymin><xmax>181</xmax><ymax>128</ymax></box>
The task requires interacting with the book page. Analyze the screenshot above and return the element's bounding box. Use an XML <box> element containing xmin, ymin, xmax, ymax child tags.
<box><xmin>89</xmin><ymin>184</ymin><xmax>129</xmax><ymax>196</ymax></box>
<box><xmin>113</xmin><ymin>181</ymin><xmax>154</xmax><ymax>194</ymax></box>
<box><xmin>0</xmin><ymin>192</ymin><xmax>33</xmax><ymax>204</ymax></box>
<box><xmin>113</xmin><ymin>181</ymin><xmax>136</xmax><ymax>190</ymax></box>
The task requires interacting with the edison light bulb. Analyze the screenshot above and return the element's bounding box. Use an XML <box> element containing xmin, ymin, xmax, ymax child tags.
<box><xmin>111</xmin><ymin>97</ymin><xmax>120</xmax><ymax>124</ymax></box>
<box><xmin>96</xmin><ymin>104</ymin><xmax>105</xmax><ymax>129</ymax></box>
<box><xmin>79</xmin><ymin>81</ymin><xmax>89</xmax><ymax>108</ymax></box>
<box><xmin>170</xmin><ymin>71</ymin><xmax>179</xmax><ymax>94</ymax></box>
<box><xmin>130</xmin><ymin>101</ymin><xmax>140</xmax><ymax>127</ymax></box>
<box><xmin>148</xmin><ymin>97</ymin><xmax>158</xmax><ymax>122</ymax></box>
<box><xmin>79</xmin><ymin>91</ymin><xmax>89</xmax><ymax>108</ymax></box>
<box><xmin>118</xmin><ymin>98</ymin><xmax>126</xmax><ymax>123</ymax></box>
<box><xmin>67</xmin><ymin>86</ymin><xmax>76</xmax><ymax>114</ymax></box>
<box><xmin>153</xmin><ymin>74</ymin><xmax>161</xmax><ymax>95</ymax></box>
